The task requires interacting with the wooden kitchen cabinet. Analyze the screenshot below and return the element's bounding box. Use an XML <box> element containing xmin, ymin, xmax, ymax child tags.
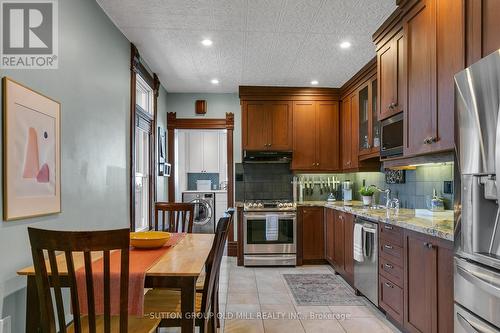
<box><xmin>465</xmin><ymin>0</ymin><xmax>500</xmax><ymax>67</ymax></box>
<box><xmin>358</xmin><ymin>77</ymin><xmax>380</xmax><ymax>159</ymax></box>
<box><xmin>403</xmin><ymin>230</ymin><xmax>454</xmax><ymax>333</ymax></box>
<box><xmin>299</xmin><ymin>206</ymin><xmax>325</xmax><ymax>263</ymax></box>
<box><xmin>242</xmin><ymin>100</ymin><xmax>292</xmax><ymax>151</ymax></box>
<box><xmin>341</xmin><ymin>94</ymin><xmax>358</xmax><ymax>170</ymax></box>
<box><xmin>325</xmin><ymin>208</ymin><xmax>335</xmax><ymax>265</ymax></box>
<box><xmin>343</xmin><ymin>212</ymin><xmax>354</xmax><ymax>285</ymax></box>
<box><xmin>404</xmin><ymin>0</ymin><xmax>464</xmax><ymax>156</ymax></box>
<box><xmin>374</xmin><ymin>0</ymin><xmax>464</xmax><ymax>159</ymax></box>
<box><xmin>333</xmin><ymin>211</ymin><xmax>345</xmax><ymax>272</ymax></box>
<box><xmin>377</xmin><ymin>29</ymin><xmax>405</xmax><ymax>121</ymax></box>
<box><xmin>403</xmin><ymin>0</ymin><xmax>437</xmax><ymax>157</ymax></box>
<box><xmin>292</xmin><ymin>101</ymin><xmax>317</xmax><ymax>170</ymax></box>
<box><xmin>292</xmin><ymin>101</ymin><xmax>340</xmax><ymax>171</ymax></box>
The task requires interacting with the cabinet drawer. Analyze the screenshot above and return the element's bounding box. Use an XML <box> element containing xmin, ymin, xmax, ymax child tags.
<box><xmin>379</xmin><ymin>276</ymin><xmax>404</xmax><ymax>325</ymax></box>
<box><xmin>380</xmin><ymin>238</ymin><xmax>403</xmax><ymax>265</ymax></box>
<box><xmin>379</xmin><ymin>223</ymin><xmax>403</xmax><ymax>247</ymax></box>
<box><xmin>379</xmin><ymin>256</ymin><xmax>403</xmax><ymax>287</ymax></box>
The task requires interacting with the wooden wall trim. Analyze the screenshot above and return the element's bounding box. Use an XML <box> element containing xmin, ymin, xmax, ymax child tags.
<box><xmin>340</xmin><ymin>57</ymin><xmax>377</xmax><ymax>98</ymax></box>
<box><xmin>166</xmin><ymin>112</ymin><xmax>236</xmax><ymax>244</ymax></box>
<box><xmin>130</xmin><ymin>43</ymin><xmax>159</xmax><ymax>231</ymax></box>
<box><xmin>239</xmin><ymin>86</ymin><xmax>340</xmax><ymax>101</ymax></box>
<box><xmin>372</xmin><ymin>0</ymin><xmax>420</xmax><ymax>49</ymax></box>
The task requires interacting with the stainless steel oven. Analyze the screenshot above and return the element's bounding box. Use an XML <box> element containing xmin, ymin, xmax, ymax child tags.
<box><xmin>243</xmin><ymin>209</ymin><xmax>296</xmax><ymax>266</ymax></box>
<box><xmin>380</xmin><ymin>112</ymin><xmax>403</xmax><ymax>158</ymax></box>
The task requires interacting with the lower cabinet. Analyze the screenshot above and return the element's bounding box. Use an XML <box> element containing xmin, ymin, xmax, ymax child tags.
<box><xmin>343</xmin><ymin>212</ymin><xmax>354</xmax><ymax>285</ymax></box>
<box><xmin>299</xmin><ymin>206</ymin><xmax>325</xmax><ymax>263</ymax></box>
<box><xmin>403</xmin><ymin>230</ymin><xmax>454</xmax><ymax>333</ymax></box>
<box><xmin>325</xmin><ymin>208</ymin><xmax>335</xmax><ymax>264</ymax></box>
<box><xmin>378</xmin><ymin>224</ymin><xmax>453</xmax><ymax>333</ymax></box>
<box><xmin>324</xmin><ymin>208</ymin><xmax>355</xmax><ymax>287</ymax></box>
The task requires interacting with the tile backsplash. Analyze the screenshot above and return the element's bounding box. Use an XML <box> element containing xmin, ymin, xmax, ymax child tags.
<box><xmin>235</xmin><ymin>163</ymin><xmax>293</xmax><ymax>201</ymax></box>
<box><xmin>187</xmin><ymin>173</ymin><xmax>220</xmax><ymax>190</ymax></box>
<box><xmin>298</xmin><ymin>163</ymin><xmax>454</xmax><ymax>210</ymax></box>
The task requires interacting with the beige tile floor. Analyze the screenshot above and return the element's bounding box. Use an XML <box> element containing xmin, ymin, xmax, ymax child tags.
<box><xmin>161</xmin><ymin>256</ymin><xmax>401</xmax><ymax>333</ymax></box>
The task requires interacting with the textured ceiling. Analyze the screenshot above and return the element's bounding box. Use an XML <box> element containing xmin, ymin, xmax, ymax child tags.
<box><xmin>96</xmin><ymin>0</ymin><xmax>396</xmax><ymax>93</ymax></box>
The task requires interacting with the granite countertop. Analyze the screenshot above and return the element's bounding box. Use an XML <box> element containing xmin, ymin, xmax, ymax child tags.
<box><xmin>298</xmin><ymin>201</ymin><xmax>454</xmax><ymax>241</ymax></box>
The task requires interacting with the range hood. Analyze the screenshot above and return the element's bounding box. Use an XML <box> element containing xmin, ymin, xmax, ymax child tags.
<box><xmin>243</xmin><ymin>151</ymin><xmax>292</xmax><ymax>163</ymax></box>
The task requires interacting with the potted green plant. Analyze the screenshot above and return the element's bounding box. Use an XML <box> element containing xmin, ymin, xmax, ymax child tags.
<box><xmin>359</xmin><ymin>186</ymin><xmax>376</xmax><ymax>206</ymax></box>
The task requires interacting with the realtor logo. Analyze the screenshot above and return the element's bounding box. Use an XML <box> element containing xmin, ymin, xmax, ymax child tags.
<box><xmin>1</xmin><ymin>0</ymin><xmax>58</xmax><ymax>69</ymax></box>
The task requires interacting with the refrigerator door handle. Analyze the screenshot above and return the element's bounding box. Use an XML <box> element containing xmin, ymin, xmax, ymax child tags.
<box><xmin>456</xmin><ymin>263</ymin><xmax>500</xmax><ymax>298</ymax></box>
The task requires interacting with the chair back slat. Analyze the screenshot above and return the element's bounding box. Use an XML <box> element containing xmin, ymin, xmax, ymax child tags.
<box><xmin>84</xmin><ymin>251</ymin><xmax>97</xmax><ymax>333</ymax></box>
<box><xmin>103</xmin><ymin>250</ymin><xmax>111</xmax><ymax>333</ymax></box>
<box><xmin>200</xmin><ymin>208</ymin><xmax>234</xmax><ymax>320</ymax></box>
<box><xmin>65</xmin><ymin>251</ymin><xmax>81</xmax><ymax>332</ymax></box>
<box><xmin>28</xmin><ymin>228</ymin><xmax>130</xmax><ymax>333</ymax></box>
<box><xmin>154</xmin><ymin>202</ymin><xmax>194</xmax><ymax>233</ymax></box>
<box><xmin>47</xmin><ymin>250</ymin><xmax>67</xmax><ymax>333</ymax></box>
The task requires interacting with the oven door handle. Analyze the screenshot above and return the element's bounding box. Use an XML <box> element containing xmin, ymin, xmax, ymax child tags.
<box><xmin>244</xmin><ymin>213</ymin><xmax>297</xmax><ymax>219</ymax></box>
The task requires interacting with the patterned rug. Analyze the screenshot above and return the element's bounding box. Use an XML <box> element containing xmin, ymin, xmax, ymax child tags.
<box><xmin>283</xmin><ymin>274</ymin><xmax>364</xmax><ymax>306</ymax></box>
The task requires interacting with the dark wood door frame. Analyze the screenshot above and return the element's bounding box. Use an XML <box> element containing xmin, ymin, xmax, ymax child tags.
<box><xmin>167</xmin><ymin>112</ymin><xmax>237</xmax><ymax>255</ymax></box>
<box><xmin>130</xmin><ymin>43</ymin><xmax>160</xmax><ymax>231</ymax></box>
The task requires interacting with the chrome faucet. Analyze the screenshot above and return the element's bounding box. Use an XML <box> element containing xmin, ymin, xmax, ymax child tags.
<box><xmin>370</xmin><ymin>185</ymin><xmax>399</xmax><ymax>210</ymax></box>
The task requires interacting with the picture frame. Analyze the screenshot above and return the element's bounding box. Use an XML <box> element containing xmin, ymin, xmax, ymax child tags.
<box><xmin>3</xmin><ymin>77</ymin><xmax>61</xmax><ymax>220</ymax></box>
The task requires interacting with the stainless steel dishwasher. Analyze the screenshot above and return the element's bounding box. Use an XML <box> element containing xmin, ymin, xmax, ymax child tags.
<box><xmin>353</xmin><ymin>217</ymin><xmax>378</xmax><ymax>306</ymax></box>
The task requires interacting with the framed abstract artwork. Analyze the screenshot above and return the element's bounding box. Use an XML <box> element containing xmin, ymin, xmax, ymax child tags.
<box><xmin>2</xmin><ymin>77</ymin><xmax>61</xmax><ymax>220</ymax></box>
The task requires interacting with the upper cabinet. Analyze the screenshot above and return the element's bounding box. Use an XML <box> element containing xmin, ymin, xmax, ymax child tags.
<box><xmin>292</xmin><ymin>101</ymin><xmax>340</xmax><ymax>171</ymax></box>
<box><xmin>374</xmin><ymin>0</ymin><xmax>465</xmax><ymax>159</ymax></box>
<box><xmin>340</xmin><ymin>93</ymin><xmax>358</xmax><ymax>170</ymax></box>
<box><xmin>239</xmin><ymin>86</ymin><xmax>340</xmax><ymax>172</ymax></box>
<box><xmin>404</xmin><ymin>0</ymin><xmax>437</xmax><ymax>156</ymax></box>
<box><xmin>377</xmin><ymin>30</ymin><xmax>405</xmax><ymax>121</ymax></box>
<box><xmin>187</xmin><ymin>131</ymin><xmax>220</xmax><ymax>173</ymax></box>
<box><xmin>358</xmin><ymin>77</ymin><xmax>380</xmax><ymax>159</ymax></box>
<box><xmin>465</xmin><ymin>0</ymin><xmax>500</xmax><ymax>67</ymax></box>
<box><xmin>340</xmin><ymin>58</ymin><xmax>380</xmax><ymax>171</ymax></box>
<box><xmin>242</xmin><ymin>100</ymin><xmax>292</xmax><ymax>151</ymax></box>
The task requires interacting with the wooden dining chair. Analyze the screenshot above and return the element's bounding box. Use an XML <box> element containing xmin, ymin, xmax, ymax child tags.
<box><xmin>143</xmin><ymin>212</ymin><xmax>232</xmax><ymax>333</ymax></box>
<box><xmin>27</xmin><ymin>227</ymin><xmax>161</xmax><ymax>333</ymax></box>
<box><xmin>154</xmin><ymin>202</ymin><xmax>195</xmax><ymax>233</ymax></box>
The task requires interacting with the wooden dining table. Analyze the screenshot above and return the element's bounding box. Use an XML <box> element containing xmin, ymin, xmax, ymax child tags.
<box><xmin>17</xmin><ymin>233</ymin><xmax>215</xmax><ymax>333</ymax></box>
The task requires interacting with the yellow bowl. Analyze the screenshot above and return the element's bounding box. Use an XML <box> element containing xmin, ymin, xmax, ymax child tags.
<box><xmin>130</xmin><ymin>231</ymin><xmax>171</xmax><ymax>249</ymax></box>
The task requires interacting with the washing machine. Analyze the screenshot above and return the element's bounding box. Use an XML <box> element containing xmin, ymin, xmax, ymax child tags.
<box><xmin>182</xmin><ymin>192</ymin><xmax>215</xmax><ymax>233</ymax></box>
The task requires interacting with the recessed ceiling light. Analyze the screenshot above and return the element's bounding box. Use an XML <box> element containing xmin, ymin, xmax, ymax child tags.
<box><xmin>211</xmin><ymin>79</ymin><xmax>219</xmax><ymax>85</ymax></box>
<box><xmin>340</xmin><ymin>41</ymin><xmax>352</xmax><ymax>49</ymax></box>
<box><xmin>311</xmin><ymin>80</ymin><xmax>319</xmax><ymax>85</ymax></box>
<box><xmin>201</xmin><ymin>39</ymin><xmax>213</xmax><ymax>46</ymax></box>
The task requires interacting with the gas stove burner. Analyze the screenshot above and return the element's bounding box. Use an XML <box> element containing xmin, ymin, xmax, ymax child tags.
<box><xmin>243</xmin><ymin>200</ymin><xmax>296</xmax><ymax>211</ymax></box>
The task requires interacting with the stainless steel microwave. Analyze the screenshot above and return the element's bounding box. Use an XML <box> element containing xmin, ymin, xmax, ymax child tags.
<box><xmin>380</xmin><ymin>112</ymin><xmax>403</xmax><ymax>158</ymax></box>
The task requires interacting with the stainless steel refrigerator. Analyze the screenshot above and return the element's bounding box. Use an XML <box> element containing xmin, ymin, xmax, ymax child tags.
<box><xmin>455</xmin><ymin>49</ymin><xmax>500</xmax><ymax>332</ymax></box>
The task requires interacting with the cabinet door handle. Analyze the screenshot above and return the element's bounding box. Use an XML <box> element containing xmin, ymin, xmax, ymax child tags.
<box><xmin>316</xmin><ymin>163</ymin><xmax>320</xmax><ymax>166</ymax></box>
<box><xmin>384</xmin><ymin>282</ymin><xmax>394</xmax><ymax>288</ymax></box>
<box><xmin>384</xmin><ymin>225</ymin><xmax>393</xmax><ymax>230</ymax></box>
<box><xmin>424</xmin><ymin>242</ymin><xmax>434</xmax><ymax>249</ymax></box>
<box><xmin>384</xmin><ymin>244</ymin><xmax>393</xmax><ymax>250</ymax></box>
<box><xmin>384</xmin><ymin>263</ymin><xmax>394</xmax><ymax>269</ymax></box>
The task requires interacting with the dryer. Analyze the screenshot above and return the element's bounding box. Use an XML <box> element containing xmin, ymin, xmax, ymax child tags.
<box><xmin>182</xmin><ymin>191</ymin><xmax>215</xmax><ymax>233</ymax></box>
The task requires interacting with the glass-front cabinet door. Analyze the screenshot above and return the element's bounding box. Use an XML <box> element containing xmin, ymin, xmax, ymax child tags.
<box><xmin>358</xmin><ymin>77</ymin><xmax>380</xmax><ymax>159</ymax></box>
